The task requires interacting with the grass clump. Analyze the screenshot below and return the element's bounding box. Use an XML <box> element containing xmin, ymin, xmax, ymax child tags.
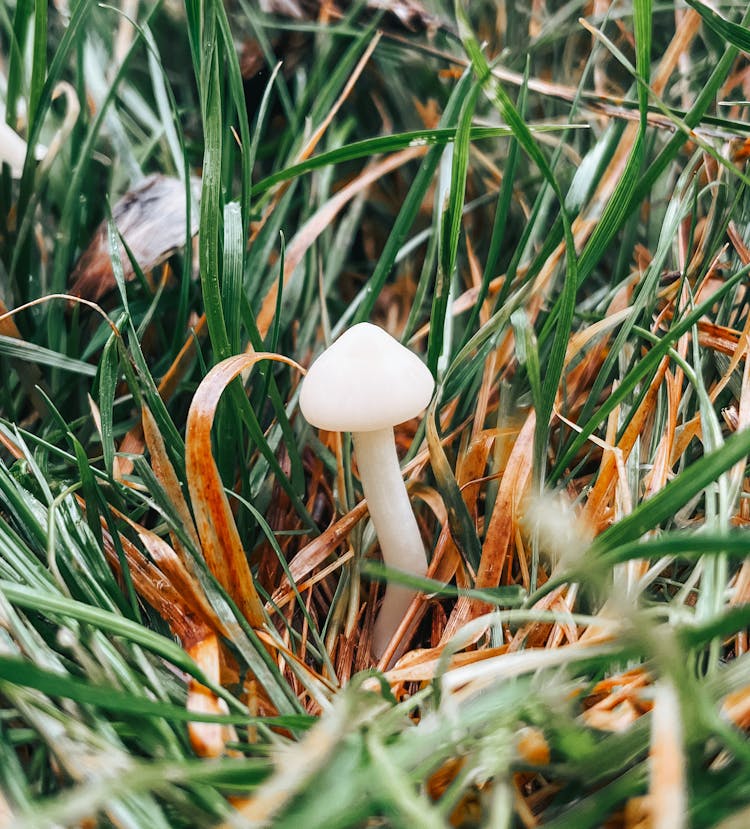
<box><xmin>2</xmin><ymin>0</ymin><xmax>750</xmax><ymax>826</ymax></box>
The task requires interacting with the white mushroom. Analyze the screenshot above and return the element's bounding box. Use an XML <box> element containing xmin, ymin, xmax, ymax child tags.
<box><xmin>299</xmin><ymin>323</ymin><xmax>435</xmax><ymax>658</ymax></box>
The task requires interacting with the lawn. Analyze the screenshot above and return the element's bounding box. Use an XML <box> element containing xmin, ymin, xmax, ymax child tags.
<box><xmin>2</xmin><ymin>1</ymin><xmax>750</xmax><ymax>826</ymax></box>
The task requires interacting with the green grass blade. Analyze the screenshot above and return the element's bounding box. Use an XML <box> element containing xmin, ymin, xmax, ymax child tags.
<box><xmin>685</xmin><ymin>0</ymin><xmax>750</xmax><ymax>51</ymax></box>
<box><xmin>588</xmin><ymin>428</ymin><xmax>750</xmax><ymax>557</ymax></box>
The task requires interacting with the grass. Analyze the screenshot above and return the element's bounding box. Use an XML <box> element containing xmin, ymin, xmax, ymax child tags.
<box><xmin>2</xmin><ymin>0</ymin><xmax>750</xmax><ymax>826</ymax></box>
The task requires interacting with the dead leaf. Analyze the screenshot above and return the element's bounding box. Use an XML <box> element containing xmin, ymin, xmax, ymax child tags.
<box><xmin>69</xmin><ymin>174</ymin><xmax>201</xmax><ymax>301</ymax></box>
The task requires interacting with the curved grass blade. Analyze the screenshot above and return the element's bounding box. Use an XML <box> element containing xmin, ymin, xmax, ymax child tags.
<box><xmin>185</xmin><ymin>352</ymin><xmax>303</xmax><ymax>629</ymax></box>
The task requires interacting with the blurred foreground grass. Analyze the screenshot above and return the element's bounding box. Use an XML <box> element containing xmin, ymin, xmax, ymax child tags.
<box><xmin>3</xmin><ymin>1</ymin><xmax>750</xmax><ymax>826</ymax></box>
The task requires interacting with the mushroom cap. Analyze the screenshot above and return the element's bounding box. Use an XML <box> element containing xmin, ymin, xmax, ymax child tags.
<box><xmin>299</xmin><ymin>323</ymin><xmax>435</xmax><ymax>432</ymax></box>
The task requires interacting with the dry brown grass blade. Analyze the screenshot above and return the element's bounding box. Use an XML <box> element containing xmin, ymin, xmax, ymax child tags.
<box><xmin>733</xmin><ymin>320</ymin><xmax>750</xmax><ymax>500</ymax></box>
<box><xmin>0</xmin><ymin>298</ymin><xmax>26</xmax><ymax>340</ymax></box>
<box><xmin>255</xmin><ymin>629</ymin><xmax>337</xmax><ymax>706</ymax></box>
<box><xmin>114</xmin><ymin>313</ymin><xmax>208</xmax><ymax>479</ymax></box>
<box><xmin>507</xmin><ymin>584</ymin><xmax>568</xmax><ymax>653</ymax></box>
<box><xmin>113</xmin><ymin>428</ymin><xmax>146</xmax><ymax>481</ymax></box>
<box><xmin>728</xmin><ymin>559</ymin><xmax>750</xmax><ymax>656</ymax></box>
<box><xmin>582</xmin><ymin>668</ymin><xmax>651</xmax><ymax>732</ymax></box>
<box><xmin>670</xmin><ymin>413</ymin><xmax>702</xmax><ymax>466</ymax></box>
<box><xmin>712</xmin><ymin>313</ymin><xmax>750</xmax><ymax>414</ymax></box>
<box><xmin>299</xmin><ymin>32</ymin><xmax>382</xmax><ymax>162</ymax></box>
<box><xmin>669</xmin><ymin>309</ymin><xmax>750</xmax><ymax>465</ymax></box>
<box><xmin>728</xmin><ymin>222</ymin><xmax>750</xmax><ymax>266</ymax></box>
<box><xmin>110</xmin><ymin>506</ymin><xmax>237</xmax><ymax>755</ymax></box>
<box><xmin>269</xmin><ymin>501</ymin><xmax>369</xmax><ymax>610</ymax></box>
<box><xmin>643</xmin><ymin>366</ymin><xmax>680</xmax><ymax>501</ymax></box>
<box><xmin>186</xmin><ymin>352</ymin><xmax>303</xmax><ymax>628</ymax></box>
<box><xmin>157</xmin><ymin>313</ymin><xmax>208</xmax><ymax>400</ymax></box>
<box><xmin>92</xmin><ymin>507</ymin><xmax>213</xmax><ymax>648</ymax></box>
<box><xmin>473</xmin><ymin>411</ymin><xmax>534</xmax><ymax>590</ymax></box>
<box><xmin>466</xmin><ymin>234</ymin><xmax>498</xmax><ymax>442</ymax></box>
<box><xmin>384</xmin><ymin>644</ymin><xmax>508</xmax><ymax>685</ymax></box>
<box><xmin>433</xmin><ymin>639</ymin><xmax>618</xmax><ymax>700</ymax></box>
<box><xmin>721</xmin><ymin>681</ymin><xmax>750</xmax><ymax>730</ymax></box>
<box><xmin>649</xmin><ymin>681</ymin><xmax>687</xmax><ymax>829</ymax></box>
<box><xmin>0</xmin><ymin>430</ymin><xmax>23</xmax><ymax>461</ymax></box>
<box><xmin>118</xmin><ymin>511</ymin><xmax>226</xmax><ymax>637</ymax></box>
<box><xmin>142</xmin><ymin>404</ymin><xmax>202</xmax><ymax>555</ymax></box>
<box><xmin>726</xmin><ymin>314</ymin><xmax>750</xmax><ymax>674</ymax></box>
<box><xmin>273</xmin><ymin>549</ymin><xmax>355</xmax><ymax>615</ymax></box>
<box><xmin>387</xmin><ymin>17</ymin><xmax>720</xmax><ymax>138</ymax></box>
<box><xmin>643</xmin><ymin>292</ymin><xmax>689</xmax><ymax>502</ymax></box>
<box><xmin>255</xmin><ymin>146</ymin><xmax>426</xmax><ymax>339</ymax></box>
<box><xmin>440</xmin><ymin>434</ymin><xmax>497</xmax><ymax>581</ymax></box>
<box><xmin>0</xmin><ymin>294</ymin><xmax>120</xmax><ymax>337</ymax></box>
<box><xmin>564</xmin><ymin>307</ymin><xmax>632</xmax><ymax>370</ymax></box>
<box><xmin>561</xmin><ymin>277</ymin><xmax>639</xmax><ymax>415</ymax></box>
<box><xmin>581</xmin><ymin>356</ymin><xmax>669</xmax><ymax>533</ymax></box>
<box><xmin>545</xmin><ymin>585</ymin><xmax>580</xmax><ymax>649</ymax></box>
<box><xmin>186</xmin><ymin>634</ymin><xmax>235</xmax><ymax>758</ymax></box>
<box><xmin>441</xmin><ymin>412</ymin><xmax>535</xmax><ymax>642</ymax></box>
<box><xmin>408</xmin><ymin>274</ymin><xmax>506</xmax><ymax>345</ymax></box>
<box><xmin>697</xmin><ymin>321</ymin><xmax>740</xmax><ymax>357</ymax></box>
<box><xmin>78</xmin><ymin>356</ymin><xmax>320</xmax><ymax>756</ymax></box>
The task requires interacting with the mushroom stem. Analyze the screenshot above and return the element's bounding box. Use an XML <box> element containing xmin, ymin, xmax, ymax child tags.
<box><xmin>352</xmin><ymin>427</ymin><xmax>428</xmax><ymax>658</ymax></box>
